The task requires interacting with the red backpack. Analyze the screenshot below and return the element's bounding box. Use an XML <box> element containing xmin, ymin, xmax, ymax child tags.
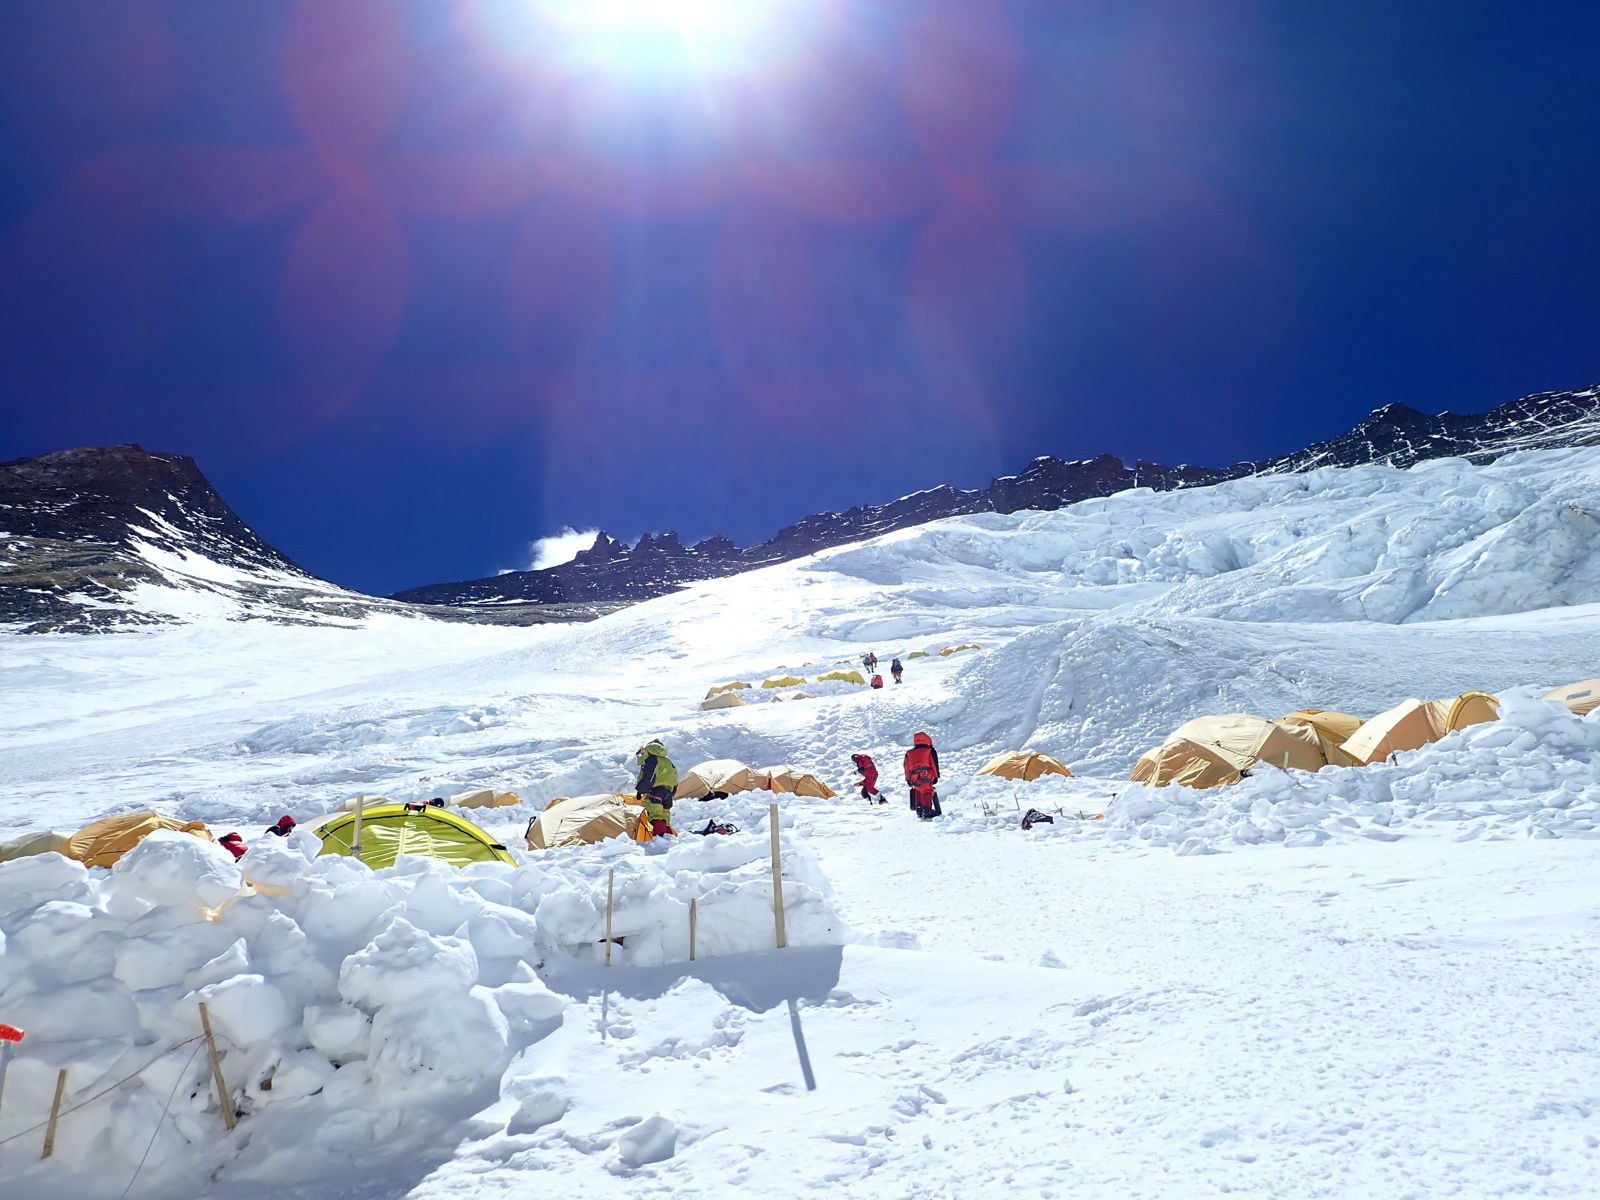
<box><xmin>904</xmin><ymin>733</ymin><xmax>939</xmax><ymax>786</ymax></box>
<box><xmin>870</xmin><ymin>674</ymin><xmax>884</xmax><ymax>689</ymax></box>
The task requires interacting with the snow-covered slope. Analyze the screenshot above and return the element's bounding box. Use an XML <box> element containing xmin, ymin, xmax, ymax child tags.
<box><xmin>3</xmin><ymin>449</ymin><xmax>1599</xmax><ymax>1199</ymax></box>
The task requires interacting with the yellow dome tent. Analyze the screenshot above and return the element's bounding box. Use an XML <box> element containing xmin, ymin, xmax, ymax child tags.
<box><xmin>1342</xmin><ymin>692</ymin><xmax>1500</xmax><ymax>765</ymax></box>
<box><xmin>939</xmin><ymin>643</ymin><xmax>982</xmax><ymax>657</ymax></box>
<box><xmin>1542</xmin><ymin>678</ymin><xmax>1600</xmax><ymax>716</ymax></box>
<box><xmin>754</xmin><ymin>765</ymin><xmax>837</xmax><ymax>798</ymax></box>
<box><xmin>450</xmin><ymin>788</ymin><xmax>521</xmax><ymax>809</ymax></box>
<box><xmin>314</xmin><ymin>804</ymin><xmax>514</xmax><ymax>869</ymax></box>
<box><xmin>700</xmin><ymin>691</ymin><xmax>748</xmax><ymax>711</ymax></box>
<box><xmin>976</xmin><ymin>751</ymin><xmax>1074</xmax><ymax>782</ymax></box>
<box><xmin>815</xmin><ymin>669</ymin><xmax>867</xmax><ymax>685</ymax></box>
<box><xmin>675</xmin><ymin>759</ymin><xmax>762</xmax><ymax>800</ymax></box>
<box><xmin>1275</xmin><ymin>710</ymin><xmax>1364</xmax><ymax>768</ymax></box>
<box><xmin>526</xmin><ymin>793</ymin><xmax>653</xmax><ymax>850</ymax></box>
<box><xmin>66</xmin><ymin>812</ymin><xmax>216</xmax><ymax>869</ymax></box>
<box><xmin>1130</xmin><ymin>714</ymin><xmax>1329</xmax><ymax>789</ymax></box>
<box><xmin>0</xmin><ymin>829</ymin><xmax>72</xmax><ymax>864</ymax></box>
<box><xmin>761</xmin><ymin>674</ymin><xmax>807</xmax><ymax>688</ymax></box>
<box><xmin>705</xmin><ymin>681</ymin><xmax>752</xmax><ymax>700</ymax></box>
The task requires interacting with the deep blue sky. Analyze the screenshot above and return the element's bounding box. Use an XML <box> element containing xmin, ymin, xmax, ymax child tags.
<box><xmin>3</xmin><ymin>0</ymin><xmax>1598</xmax><ymax>595</ymax></box>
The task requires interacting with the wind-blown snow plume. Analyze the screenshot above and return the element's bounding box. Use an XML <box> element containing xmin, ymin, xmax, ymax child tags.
<box><xmin>522</xmin><ymin>527</ymin><xmax>602</xmax><ymax>572</ymax></box>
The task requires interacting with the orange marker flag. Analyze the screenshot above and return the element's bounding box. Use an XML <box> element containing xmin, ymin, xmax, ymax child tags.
<box><xmin>0</xmin><ymin>1024</ymin><xmax>24</xmax><ymax>1042</ymax></box>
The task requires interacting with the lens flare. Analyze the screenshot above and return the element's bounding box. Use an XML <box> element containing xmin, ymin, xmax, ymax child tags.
<box><xmin>529</xmin><ymin>0</ymin><xmax>819</xmax><ymax>79</ymax></box>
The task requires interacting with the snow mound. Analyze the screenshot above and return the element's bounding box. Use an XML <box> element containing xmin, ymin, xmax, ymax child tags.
<box><xmin>0</xmin><ymin>818</ymin><xmax>846</xmax><ymax>1198</ymax></box>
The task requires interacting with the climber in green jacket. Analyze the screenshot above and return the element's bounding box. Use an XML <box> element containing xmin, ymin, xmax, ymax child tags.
<box><xmin>635</xmin><ymin>739</ymin><xmax>679</xmax><ymax>836</ymax></box>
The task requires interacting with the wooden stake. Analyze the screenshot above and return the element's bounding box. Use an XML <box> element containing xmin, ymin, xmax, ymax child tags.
<box><xmin>41</xmin><ymin>1068</ymin><xmax>67</xmax><ymax>1159</ymax></box>
<box><xmin>351</xmin><ymin>796</ymin><xmax>365</xmax><ymax>858</ymax></box>
<box><xmin>198</xmin><ymin>1002</ymin><xmax>236</xmax><ymax>1131</ymax></box>
<box><xmin>769</xmin><ymin>803</ymin><xmax>788</xmax><ymax>950</ymax></box>
<box><xmin>689</xmin><ymin>898</ymin><xmax>698</xmax><ymax>962</ymax></box>
<box><xmin>604</xmin><ymin>869</ymin><xmax>615</xmax><ymax>967</ymax></box>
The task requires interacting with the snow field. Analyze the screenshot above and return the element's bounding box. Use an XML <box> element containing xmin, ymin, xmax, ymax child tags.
<box><xmin>4</xmin><ymin>447</ymin><xmax>1600</xmax><ymax>1197</ymax></box>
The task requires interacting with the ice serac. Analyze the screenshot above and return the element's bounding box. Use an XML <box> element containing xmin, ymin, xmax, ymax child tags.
<box><xmin>0</xmin><ymin>445</ymin><xmax>591</xmax><ymax>633</ymax></box>
<box><xmin>393</xmin><ymin>381</ymin><xmax>1600</xmax><ymax>609</ymax></box>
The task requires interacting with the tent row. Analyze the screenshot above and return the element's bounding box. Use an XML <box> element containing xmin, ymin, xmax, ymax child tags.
<box><xmin>526</xmin><ymin>759</ymin><xmax>838</xmax><ymax>850</ymax></box>
<box><xmin>1131</xmin><ymin>693</ymin><xmax>1503</xmax><ymax>790</ymax></box>
<box><xmin>0</xmin><ymin>802</ymin><xmax>518</xmax><ymax>875</ymax></box>
<box><xmin>699</xmin><ymin>646</ymin><xmax>986</xmax><ymax>709</ymax></box>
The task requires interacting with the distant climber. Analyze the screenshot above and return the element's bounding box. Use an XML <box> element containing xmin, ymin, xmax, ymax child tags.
<box><xmin>890</xmin><ymin>658</ymin><xmax>903</xmax><ymax>685</ymax></box>
<box><xmin>851</xmin><ymin>753</ymin><xmax>885</xmax><ymax>803</ymax></box>
<box><xmin>861</xmin><ymin>652</ymin><xmax>873</xmax><ymax>673</ymax></box>
<box><xmin>903</xmin><ymin>731</ymin><xmax>943</xmax><ymax>820</ymax></box>
<box><xmin>869</xmin><ymin>651</ymin><xmax>879</xmax><ymax>670</ymax></box>
<box><xmin>635</xmin><ymin>738</ymin><xmax>679</xmax><ymax>836</ymax></box>
<box><xmin>265</xmin><ymin>814</ymin><xmax>297</xmax><ymax>837</ymax></box>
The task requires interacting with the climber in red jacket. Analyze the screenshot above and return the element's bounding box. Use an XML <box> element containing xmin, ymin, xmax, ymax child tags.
<box><xmin>851</xmin><ymin>753</ymin><xmax>885</xmax><ymax>804</ymax></box>
<box><xmin>903</xmin><ymin>731</ymin><xmax>943</xmax><ymax>819</ymax></box>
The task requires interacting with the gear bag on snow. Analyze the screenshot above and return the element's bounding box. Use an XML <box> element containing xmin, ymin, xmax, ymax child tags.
<box><xmin>1021</xmin><ymin>809</ymin><xmax>1055</xmax><ymax>831</ymax></box>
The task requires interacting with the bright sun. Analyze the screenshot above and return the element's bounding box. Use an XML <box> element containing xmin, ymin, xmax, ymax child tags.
<box><xmin>531</xmin><ymin>0</ymin><xmax>806</xmax><ymax>77</ymax></box>
<box><xmin>583</xmin><ymin>0</ymin><xmax>743</xmax><ymax>33</ymax></box>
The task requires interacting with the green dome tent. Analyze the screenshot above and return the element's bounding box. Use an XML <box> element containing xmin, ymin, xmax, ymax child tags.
<box><xmin>314</xmin><ymin>804</ymin><xmax>514</xmax><ymax>869</ymax></box>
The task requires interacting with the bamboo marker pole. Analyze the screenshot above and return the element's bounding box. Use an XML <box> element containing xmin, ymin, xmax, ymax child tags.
<box><xmin>769</xmin><ymin>803</ymin><xmax>788</xmax><ymax>950</ymax></box>
<box><xmin>689</xmin><ymin>898</ymin><xmax>698</xmax><ymax>962</ymax></box>
<box><xmin>605</xmin><ymin>869</ymin><xmax>615</xmax><ymax>967</ymax></box>
<box><xmin>41</xmin><ymin>1068</ymin><xmax>67</xmax><ymax>1159</ymax></box>
<box><xmin>198</xmin><ymin>1002</ymin><xmax>236</xmax><ymax>1131</ymax></box>
<box><xmin>351</xmin><ymin>796</ymin><xmax>365</xmax><ymax>858</ymax></box>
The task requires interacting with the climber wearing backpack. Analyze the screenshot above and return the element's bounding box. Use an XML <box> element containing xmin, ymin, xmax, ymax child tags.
<box><xmin>635</xmin><ymin>738</ymin><xmax>679</xmax><ymax>836</ymax></box>
<box><xmin>890</xmin><ymin>658</ymin><xmax>904</xmax><ymax>685</ymax></box>
<box><xmin>851</xmin><ymin>753</ymin><xmax>885</xmax><ymax>803</ymax></box>
<box><xmin>903</xmin><ymin>731</ymin><xmax>943</xmax><ymax>819</ymax></box>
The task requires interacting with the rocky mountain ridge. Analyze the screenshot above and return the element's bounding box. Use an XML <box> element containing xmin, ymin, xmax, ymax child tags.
<box><xmin>0</xmin><ymin>446</ymin><xmax>606</xmax><ymax>633</ymax></box>
<box><xmin>392</xmin><ymin>382</ymin><xmax>1600</xmax><ymax>608</ymax></box>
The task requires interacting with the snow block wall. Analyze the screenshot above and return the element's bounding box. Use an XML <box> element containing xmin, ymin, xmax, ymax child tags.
<box><xmin>0</xmin><ymin>821</ymin><xmax>846</xmax><ymax>1197</ymax></box>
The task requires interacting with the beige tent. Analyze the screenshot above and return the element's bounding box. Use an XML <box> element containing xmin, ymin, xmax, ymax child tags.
<box><xmin>0</xmin><ymin>829</ymin><xmax>72</xmax><ymax>863</ymax></box>
<box><xmin>761</xmin><ymin>674</ymin><xmax>807</xmax><ymax>688</ymax></box>
<box><xmin>66</xmin><ymin>812</ymin><xmax>216</xmax><ymax>869</ymax></box>
<box><xmin>1342</xmin><ymin>692</ymin><xmax>1501</xmax><ymax>765</ymax></box>
<box><xmin>675</xmin><ymin>759</ymin><xmax>762</xmax><ymax>800</ymax></box>
<box><xmin>815</xmin><ymin>669</ymin><xmax>867</xmax><ymax>685</ymax></box>
<box><xmin>449</xmin><ymin>788</ymin><xmax>521</xmax><ymax>809</ymax></box>
<box><xmin>976</xmin><ymin>751</ymin><xmax>1074</xmax><ymax>782</ymax></box>
<box><xmin>754</xmin><ymin>765</ymin><xmax>838</xmax><ymax>798</ymax></box>
<box><xmin>699</xmin><ymin>691</ymin><xmax>748</xmax><ymax>711</ymax></box>
<box><xmin>939</xmin><ymin>643</ymin><xmax>982</xmax><ymax>657</ymax></box>
<box><xmin>527</xmin><ymin>793</ymin><xmax>650</xmax><ymax>850</ymax></box>
<box><xmin>705</xmin><ymin>681</ymin><xmax>752</xmax><ymax>700</ymax></box>
<box><xmin>1130</xmin><ymin>713</ymin><xmax>1328</xmax><ymax>789</ymax></box>
<box><xmin>1275</xmin><ymin>710</ymin><xmax>1364</xmax><ymax>768</ymax></box>
<box><xmin>1542</xmin><ymin>678</ymin><xmax>1600</xmax><ymax>716</ymax></box>
<box><xmin>774</xmin><ymin>692</ymin><xmax>815</xmax><ymax>702</ymax></box>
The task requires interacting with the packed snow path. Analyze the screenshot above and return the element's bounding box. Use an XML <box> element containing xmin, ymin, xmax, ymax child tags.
<box><xmin>4</xmin><ymin>448</ymin><xmax>1600</xmax><ymax>1198</ymax></box>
